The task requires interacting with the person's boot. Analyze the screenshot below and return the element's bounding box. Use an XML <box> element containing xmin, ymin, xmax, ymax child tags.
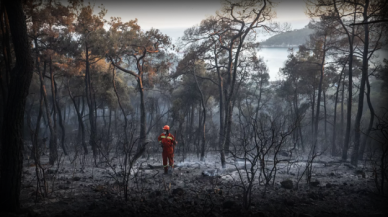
<box><xmin>164</xmin><ymin>167</ymin><xmax>168</xmax><ymax>174</ymax></box>
<box><xmin>168</xmin><ymin>166</ymin><xmax>174</xmax><ymax>175</ymax></box>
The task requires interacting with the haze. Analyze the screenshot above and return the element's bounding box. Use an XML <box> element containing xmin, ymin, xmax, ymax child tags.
<box><xmin>89</xmin><ymin>0</ymin><xmax>310</xmax><ymax>40</ymax></box>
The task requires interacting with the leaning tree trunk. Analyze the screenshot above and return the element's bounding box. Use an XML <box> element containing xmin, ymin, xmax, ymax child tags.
<box><xmin>224</xmin><ymin>101</ymin><xmax>232</xmax><ymax>156</ymax></box>
<box><xmin>0</xmin><ymin>0</ymin><xmax>34</xmax><ymax>212</ymax></box>
<box><xmin>137</xmin><ymin>77</ymin><xmax>147</xmax><ymax>151</ymax></box>
<box><xmin>109</xmin><ymin>58</ymin><xmax>147</xmax><ymax>153</ymax></box>
<box><xmin>112</xmin><ymin>67</ymin><xmax>128</xmax><ymax>146</ymax></box>
<box><xmin>222</xmin><ymin>11</ymin><xmax>257</xmax><ymax>160</ymax></box>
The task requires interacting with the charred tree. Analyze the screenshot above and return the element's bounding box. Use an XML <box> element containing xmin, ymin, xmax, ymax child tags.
<box><xmin>84</xmin><ymin>42</ymin><xmax>98</xmax><ymax>160</ymax></box>
<box><xmin>359</xmin><ymin>75</ymin><xmax>375</xmax><ymax>160</ymax></box>
<box><xmin>332</xmin><ymin>59</ymin><xmax>347</xmax><ymax>155</ymax></box>
<box><xmin>49</xmin><ymin>57</ymin><xmax>60</xmax><ymax>160</ymax></box>
<box><xmin>333</xmin><ymin>1</ymin><xmax>357</xmax><ymax>161</ymax></box>
<box><xmin>313</xmin><ymin>34</ymin><xmax>327</xmax><ymax>149</ymax></box>
<box><xmin>67</xmin><ymin>79</ymin><xmax>88</xmax><ymax>154</ymax></box>
<box><xmin>352</xmin><ymin>0</ymin><xmax>370</xmax><ymax>166</ymax></box>
<box><xmin>112</xmin><ymin>66</ymin><xmax>128</xmax><ymax>145</ymax></box>
<box><xmin>39</xmin><ymin>60</ymin><xmax>57</xmax><ymax>165</ymax></box>
<box><xmin>53</xmin><ymin>79</ymin><xmax>67</xmax><ymax>155</ymax></box>
<box><xmin>193</xmin><ymin>65</ymin><xmax>207</xmax><ymax>161</ymax></box>
<box><xmin>0</xmin><ymin>0</ymin><xmax>34</xmax><ymax>212</ymax></box>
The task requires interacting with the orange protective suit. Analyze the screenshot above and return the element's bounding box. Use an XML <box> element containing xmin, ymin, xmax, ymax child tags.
<box><xmin>158</xmin><ymin>132</ymin><xmax>176</xmax><ymax>172</ymax></box>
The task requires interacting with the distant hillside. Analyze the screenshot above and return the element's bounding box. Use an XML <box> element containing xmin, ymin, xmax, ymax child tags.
<box><xmin>261</xmin><ymin>27</ymin><xmax>314</xmax><ymax>47</ymax></box>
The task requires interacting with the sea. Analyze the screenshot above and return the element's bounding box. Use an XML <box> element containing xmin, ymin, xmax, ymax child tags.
<box><xmin>257</xmin><ymin>47</ymin><xmax>388</xmax><ymax>81</ymax></box>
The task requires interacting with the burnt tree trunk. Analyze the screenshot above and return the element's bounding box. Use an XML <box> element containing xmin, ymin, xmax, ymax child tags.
<box><xmin>0</xmin><ymin>0</ymin><xmax>34</xmax><ymax>212</ymax></box>
<box><xmin>332</xmin><ymin>61</ymin><xmax>346</xmax><ymax>155</ymax></box>
<box><xmin>323</xmin><ymin>90</ymin><xmax>328</xmax><ymax>149</ymax></box>
<box><xmin>193</xmin><ymin>66</ymin><xmax>206</xmax><ymax>161</ymax></box>
<box><xmin>341</xmin><ymin>73</ymin><xmax>345</xmax><ymax>149</ymax></box>
<box><xmin>314</xmin><ymin>35</ymin><xmax>327</xmax><ymax>150</ymax></box>
<box><xmin>54</xmin><ymin>79</ymin><xmax>67</xmax><ymax>155</ymax></box>
<box><xmin>196</xmin><ymin>104</ymin><xmax>201</xmax><ymax>158</ymax></box>
<box><xmin>359</xmin><ymin>75</ymin><xmax>374</xmax><ymax>160</ymax></box>
<box><xmin>68</xmin><ymin>80</ymin><xmax>87</xmax><ymax>154</ymax></box>
<box><xmin>342</xmin><ymin>10</ymin><xmax>356</xmax><ymax>161</ymax></box>
<box><xmin>109</xmin><ymin>57</ymin><xmax>147</xmax><ymax>153</ymax></box>
<box><xmin>84</xmin><ymin>42</ymin><xmax>97</xmax><ymax>160</ymax></box>
<box><xmin>48</xmin><ymin>57</ymin><xmax>62</xmax><ymax>159</ymax></box>
<box><xmin>63</xmin><ymin>101</ymin><xmax>67</xmax><ymax>122</ymax></box>
<box><xmin>112</xmin><ymin>67</ymin><xmax>128</xmax><ymax>145</ymax></box>
<box><xmin>311</xmin><ymin>89</ymin><xmax>316</xmax><ymax>142</ymax></box>
<box><xmin>138</xmin><ymin>76</ymin><xmax>147</xmax><ymax>151</ymax></box>
<box><xmin>188</xmin><ymin>105</ymin><xmax>195</xmax><ymax>153</ymax></box>
<box><xmin>0</xmin><ymin>1</ymin><xmax>12</xmax><ymax>102</ymax></box>
<box><xmin>351</xmin><ymin>0</ymin><xmax>369</xmax><ymax>166</ymax></box>
<box><xmin>38</xmin><ymin>61</ymin><xmax>57</xmax><ymax>165</ymax></box>
<box><xmin>108</xmin><ymin>109</ymin><xmax>112</xmax><ymax>143</ymax></box>
<box><xmin>214</xmin><ymin>44</ymin><xmax>226</xmax><ymax>168</ymax></box>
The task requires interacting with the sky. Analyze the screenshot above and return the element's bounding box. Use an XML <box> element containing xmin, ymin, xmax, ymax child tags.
<box><xmin>85</xmin><ymin>0</ymin><xmax>311</xmax><ymax>81</ymax></box>
<box><xmin>88</xmin><ymin>0</ymin><xmax>310</xmax><ymax>42</ymax></box>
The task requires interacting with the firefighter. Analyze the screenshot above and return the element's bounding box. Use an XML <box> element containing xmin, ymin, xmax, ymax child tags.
<box><xmin>158</xmin><ymin>125</ymin><xmax>177</xmax><ymax>174</ymax></box>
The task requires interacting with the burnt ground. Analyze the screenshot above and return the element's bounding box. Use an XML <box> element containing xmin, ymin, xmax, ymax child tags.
<box><xmin>3</xmin><ymin>153</ymin><xmax>388</xmax><ymax>217</ymax></box>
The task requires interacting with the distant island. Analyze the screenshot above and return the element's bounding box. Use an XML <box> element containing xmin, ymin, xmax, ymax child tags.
<box><xmin>260</xmin><ymin>27</ymin><xmax>314</xmax><ymax>48</ymax></box>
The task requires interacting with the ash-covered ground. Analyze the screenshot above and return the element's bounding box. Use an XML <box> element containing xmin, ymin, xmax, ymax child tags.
<box><xmin>13</xmin><ymin>151</ymin><xmax>388</xmax><ymax>217</ymax></box>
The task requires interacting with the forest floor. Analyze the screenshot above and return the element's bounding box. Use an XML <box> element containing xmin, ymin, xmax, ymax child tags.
<box><xmin>6</xmin><ymin>151</ymin><xmax>388</xmax><ymax>217</ymax></box>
